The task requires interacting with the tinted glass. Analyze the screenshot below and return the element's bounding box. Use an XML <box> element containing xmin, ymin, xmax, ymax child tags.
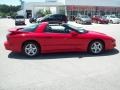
<box><xmin>16</xmin><ymin>16</ymin><xmax>24</xmax><ymax>19</ymax></box>
<box><xmin>81</xmin><ymin>15</ymin><xmax>89</xmax><ymax>18</ymax></box>
<box><xmin>21</xmin><ymin>23</ymin><xmax>39</xmax><ymax>32</ymax></box>
<box><xmin>63</xmin><ymin>24</ymin><xmax>88</xmax><ymax>33</ymax></box>
<box><xmin>101</xmin><ymin>16</ymin><xmax>106</xmax><ymax>19</ymax></box>
<box><xmin>110</xmin><ymin>16</ymin><xmax>117</xmax><ymax>18</ymax></box>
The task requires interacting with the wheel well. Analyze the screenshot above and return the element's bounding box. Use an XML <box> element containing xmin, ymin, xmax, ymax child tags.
<box><xmin>87</xmin><ymin>39</ymin><xmax>105</xmax><ymax>51</ymax></box>
<box><xmin>22</xmin><ymin>40</ymin><xmax>41</xmax><ymax>50</ymax></box>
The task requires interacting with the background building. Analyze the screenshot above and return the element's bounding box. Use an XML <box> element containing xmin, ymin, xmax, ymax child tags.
<box><xmin>18</xmin><ymin>0</ymin><xmax>120</xmax><ymax>20</ymax></box>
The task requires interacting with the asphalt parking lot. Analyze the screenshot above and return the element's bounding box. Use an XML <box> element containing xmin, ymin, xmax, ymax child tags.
<box><xmin>0</xmin><ymin>18</ymin><xmax>120</xmax><ymax>90</ymax></box>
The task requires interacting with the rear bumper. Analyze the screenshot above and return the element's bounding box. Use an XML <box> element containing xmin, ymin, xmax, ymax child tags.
<box><xmin>4</xmin><ymin>41</ymin><xmax>21</xmax><ymax>52</ymax></box>
<box><xmin>4</xmin><ymin>41</ymin><xmax>11</xmax><ymax>50</ymax></box>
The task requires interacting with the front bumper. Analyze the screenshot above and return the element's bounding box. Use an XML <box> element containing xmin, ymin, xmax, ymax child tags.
<box><xmin>101</xmin><ymin>20</ymin><xmax>109</xmax><ymax>24</ymax></box>
<box><xmin>106</xmin><ymin>39</ymin><xmax>116</xmax><ymax>50</ymax></box>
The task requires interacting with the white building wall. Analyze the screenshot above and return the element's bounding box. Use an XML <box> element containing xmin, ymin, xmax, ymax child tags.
<box><xmin>65</xmin><ymin>0</ymin><xmax>120</xmax><ymax>6</ymax></box>
<box><xmin>22</xmin><ymin>0</ymin><xmax>120</xmax><ymax>18</ymax></box>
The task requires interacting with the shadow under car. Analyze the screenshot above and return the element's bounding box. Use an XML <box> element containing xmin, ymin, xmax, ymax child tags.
<box><xmin>8</xmin><ymin>48</ymin><xmax>119</xmax><ymax>60</ymax></box>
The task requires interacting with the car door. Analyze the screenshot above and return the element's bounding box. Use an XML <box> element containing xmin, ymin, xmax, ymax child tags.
<box><xmin>41</xmin><ymin>25</ymin><xmax>78</xmax><ymax>53</ymax></box>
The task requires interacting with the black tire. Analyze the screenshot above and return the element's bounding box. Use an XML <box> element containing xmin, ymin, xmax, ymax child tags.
<box><xmin>110</xmin><ymin>20</ymin><xmax>113</xmax><ymax>24</ymax></box>
<box><xmin>15</xmin><ymin>23</ymin><xmax>18</xmax><ymax>26</ymax></box>
<box><xmin>22</xmin><ymin>42</ymin><xmax>40</xmax><ymax>57</ymax></box>
<box><xmin>75</xmin><ymin>20</ymin><xmax>77</xmax><ymax>23</ymax></box>
<box><xmin>88</xmin><ymin>40</ymin><xmax>104</xmax><ymax>54</ymax></box>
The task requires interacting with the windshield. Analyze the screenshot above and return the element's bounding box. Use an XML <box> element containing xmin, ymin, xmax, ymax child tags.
<box><xmin>66</xmin><ymin>24</ymin><xmax>88</xmax><ymax>33</ymax></box>
<box><xmin>81</xmin><ymin>15</ymin><xmax>89</xmax><ymax>18</ymax></box>
<box><xmin>42</xmin><ymin>14</ymin><xmax>51</xmax><ymax>19</ymax></box>
<box><xmin>101</xmin><ymin>16</ymin><xmax>106</xmax><ymax>19</ymax></box>
<box><xmin>110</xmin><ymin>16</ymin><xmax>117</xmax><ymax>18</ymax></box>
<box><xmin>21</xmin><ymin>23</ymin><xmax>39</xmax><ymax>32</ymax></box>
<box><xmin>16</xmin><ymin>16</ymin><xmax>24</xmax><ymax>19</ymax></box>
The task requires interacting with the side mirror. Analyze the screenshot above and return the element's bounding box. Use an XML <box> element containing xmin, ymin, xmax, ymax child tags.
<box><xmin>70</xmin><ymin>31</ymin><xmax>78</xmax><ymax>36</ymax></box>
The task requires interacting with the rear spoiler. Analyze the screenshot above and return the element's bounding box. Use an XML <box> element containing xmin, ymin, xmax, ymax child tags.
<box><xmin>9</xmin><ymin>28</ymin><xmax>23</xmax><ymax>32</ymax></box>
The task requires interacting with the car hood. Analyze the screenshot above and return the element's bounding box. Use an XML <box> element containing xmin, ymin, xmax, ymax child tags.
<box><xmin>86</xmin><ymin>30</ymin><xmax>114</xmax><ymax>40</ymax></box>
<box><xmin>110</xmin><ymin>18</ymin><xmax>119</xmax><ymax>21</ymax></box>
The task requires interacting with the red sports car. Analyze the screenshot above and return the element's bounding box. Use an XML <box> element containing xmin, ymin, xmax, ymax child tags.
<box><xmin>4</xmin><ymin>22</ymin><xmax>116</xmax><ymax>57</ymax></box>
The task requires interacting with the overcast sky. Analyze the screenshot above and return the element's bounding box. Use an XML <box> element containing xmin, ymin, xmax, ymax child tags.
<box><xmin>0</xmin><ymin>0</ymin><xmax>45</xmax><ymax>5</ymax></box>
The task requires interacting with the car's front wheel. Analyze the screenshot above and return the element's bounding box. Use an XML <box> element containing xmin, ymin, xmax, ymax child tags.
<box><xmin>88</xmin><ymin>40</ymin><xmax>104</xmax><ymax>54</ymax></box>
<box><xmin>110</xmin><ymin>20</ymin><xmax>113</xmax><ymax>24</ymax></box>
<box><xmin>23</xmin><ymin>42</ymin><xmax>40</xmax><ymax>57</ymax></box>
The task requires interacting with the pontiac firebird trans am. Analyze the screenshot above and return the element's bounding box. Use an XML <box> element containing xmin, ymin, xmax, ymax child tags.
<box><xmin>4</xmin><ymin>22</ymin><xmax>116</xmax><ymax>57</ymax></box>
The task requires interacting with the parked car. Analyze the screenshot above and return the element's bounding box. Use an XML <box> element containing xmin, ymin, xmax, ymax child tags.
<box><xmin>6</xmin><ymin>16</ymin><xmax>11</xmax><ymax>19</ymax></box>
<box><xmin>92</xmin><ymin>15</ymin><xmax>109</xmax><ymax>24</ymax></box>
<box><xmin>37</xmin><ymin>14</ymin><xmax>68</xmax><ymax>24</ymax></box>
<box><xmin>36</xmin><ymin>17</ymin><xmax>43</xmax><ymax>22</ymax></box>
<box><xmin>29</xmin><ymin>17</ymin><xmax>37</xmax><ymax>23</ymax></box>
<box><xmin>75</xmin><ymin>15</ymin><xmax>92</xmax><ymax>24</ymax></box>
<box><xmin>104</xmin><ymin>15</ymin><xmax>120</xmax><ymax>24</ymax></box>
<box><xmin>15</xmin><ymin>15</ymin><xmax>25</xmax><ymax>25</ymax></box>
<box><xmin>4</xmin><ymin>22</ymin><xmax>116</xmax><ymax>57</ymax></box>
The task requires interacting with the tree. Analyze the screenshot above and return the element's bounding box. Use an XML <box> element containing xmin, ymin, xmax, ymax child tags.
<box><xmin>44</xmin><ymin>9</ymin><xmax>51</xmax><ymax>15</ymax></box>
<box><xmin>36</xmin><ymin>9</ymin><xmax>51</xmax><ymax>17</ymax></box>
<box><xmin>36</xmin><ymin>9</ymin><xmax>45</xmax><ymax>17</ymax></box>
<box><xmin>0</xmin><ymin>4</ymin><xmax>20</xmax><ymax>17</ymax></box>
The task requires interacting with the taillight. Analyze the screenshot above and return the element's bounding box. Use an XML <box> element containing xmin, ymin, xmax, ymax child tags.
<box><xmin>6</xmin><ymin>32</ymin><xmax>12</xmax><ymax>41</ymax></box>
<box><xmin>7</xmin><ymin>34</ymin><xmax>9</xmax><ymax>41</ymax></box>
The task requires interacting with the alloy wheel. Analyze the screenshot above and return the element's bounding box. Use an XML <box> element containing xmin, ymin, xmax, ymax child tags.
<box><xmin>23</xmin><ymin>42</ymin><xmax>39</xmax><ymax>57</ymax></box>
<box><xmin>89</xmin><ymin>41</ymin><xmax>104</xmax><ymax>54</ymax></box>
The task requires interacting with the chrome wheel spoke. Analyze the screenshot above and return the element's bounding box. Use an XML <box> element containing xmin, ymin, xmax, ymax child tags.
<box><xmin>24</xmin><ymin>43</ymin><xmax>38</xmax><ymax>56</ymax></box>
<box><xmin>91</xmin><ymin>42</ymin><xmax>103</xmax><ymax>54</ymax></box>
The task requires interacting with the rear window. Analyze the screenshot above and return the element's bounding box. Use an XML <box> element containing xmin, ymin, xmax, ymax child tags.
<box><xmin>21</xmin><ymin>23</ymin><xmax>39</xmax><ymax>32</ymax></box>
<box><xmin>16</xmin><ymin>16</ymin><xmax>24</xmax><ymax>19</ymax></box>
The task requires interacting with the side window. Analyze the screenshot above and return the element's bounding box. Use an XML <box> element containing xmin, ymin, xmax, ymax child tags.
<box><xmin>44</xmin><ymin>25</ymin><xmax>70</xmax><ymax>33</ymax></box>
<box><xmin>50</xmin><ymin>15</ymin><xmax>56</xmax><ymax>20</ymax></box>
<box><xmin>55</xmin><ymin>15</ymin><xmax>62</xmax><ymax>20</ymax></box>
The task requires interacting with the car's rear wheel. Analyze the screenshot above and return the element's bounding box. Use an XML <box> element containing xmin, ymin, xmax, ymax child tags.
<box><xmin>88</xmin><ymin>40</ymin><xmax>104</xmax><ymax>54</ymax></box>
<box><xmin>23</xmin><ymin>42</ymin><xmax>40</xmax><ymax>57</ymax></box>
